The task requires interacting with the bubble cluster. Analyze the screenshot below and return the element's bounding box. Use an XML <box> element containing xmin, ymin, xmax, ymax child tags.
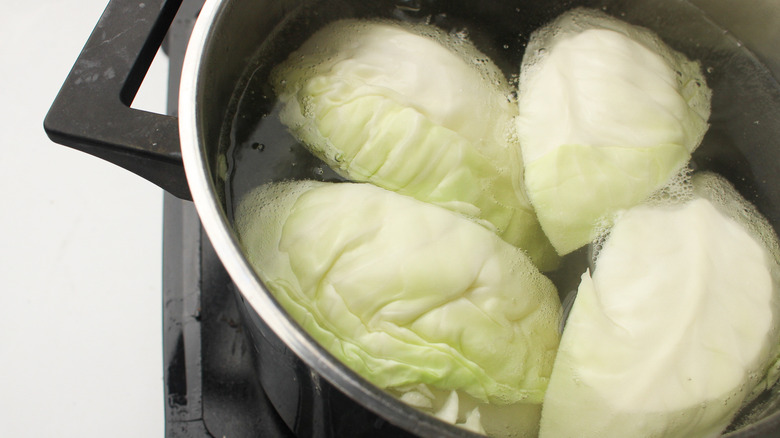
<box><xmin>647</xmin><ymin>165</ymin><xmax>695</xmax><ymax>206</ymax></box>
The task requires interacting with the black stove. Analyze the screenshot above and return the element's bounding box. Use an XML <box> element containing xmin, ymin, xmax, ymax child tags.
<box><xmin>161</xmin><ymin>1</ymin><xmax>294</xmax><ymax>436</ymax></box>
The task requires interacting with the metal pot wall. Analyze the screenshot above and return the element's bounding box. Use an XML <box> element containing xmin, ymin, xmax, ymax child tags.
<box><xmin>46</xmin><ymin>0</ymin><xmax>780</xmax><ymax>436</ymax></box>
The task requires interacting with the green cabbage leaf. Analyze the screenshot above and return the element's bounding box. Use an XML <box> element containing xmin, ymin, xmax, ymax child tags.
<box><xmin>234</xmin><ymin>181</ymin><xmax>562</xmax><ymax>415</ymax></box>
<box><xmin>272</xmin><ymin>19</ymin><xmax>558</xmax><ymax>271</ymax></box>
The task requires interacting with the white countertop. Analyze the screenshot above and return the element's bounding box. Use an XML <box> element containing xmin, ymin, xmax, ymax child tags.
<box><xmin>1</xmin><ymin>1</ymin><xmax>166</xmax><ymax>436</ymax></box>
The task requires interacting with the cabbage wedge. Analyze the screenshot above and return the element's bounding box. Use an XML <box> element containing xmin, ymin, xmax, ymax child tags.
<box><xmin>272</xmin><ymin>19</ymin><xmax>558</xmax><ymax>271</ymax></box>
<box><xmin>516</xmin><ymin>8</ymin><xmax>712</xmax><ymax>255</ymax></box>
<box><xmin>539</xmin><ymin>173</ymin><xmax>780</xmax><ymax>438</ymax></box>
<box><xmin>235</xmin><ymin>181</ymin><xmax>562</xmax><ymax>437</ymax></box>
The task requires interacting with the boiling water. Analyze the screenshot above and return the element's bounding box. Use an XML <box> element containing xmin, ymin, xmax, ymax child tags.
<box><xmin>219</xmin><ymin>0</ymin><xmax>780</xmax><ymax>433</ymax></box>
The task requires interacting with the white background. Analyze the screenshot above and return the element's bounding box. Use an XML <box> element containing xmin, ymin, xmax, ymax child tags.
<box><xmin>1</xmin><ymin>1</ymin><xmax>167</xmax><ymax>436</ymax></box>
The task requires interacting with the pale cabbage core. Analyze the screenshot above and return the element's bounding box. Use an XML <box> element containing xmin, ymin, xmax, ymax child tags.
<box><xmin>539</xmin><ymin>174</ymin><xmax>780</xmax><ymax>438</ymax></box>
<box><xmin>520</xmin><ymin>28</ymin><xmax>695</xmax><ymax>163</ymax></box>
<box><xmin>516</xmin><ymin>8</ymin><xmax>711</xmax><ymax>255</ymax></box>
<box><xmin>585</xmin><ymin>199</ymin><xmax>773</xmax><ymax>408</ymax></box>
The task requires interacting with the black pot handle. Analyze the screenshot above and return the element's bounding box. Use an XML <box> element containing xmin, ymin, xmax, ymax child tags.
<box><xmin>44</xmin><ymin>0</ymin><xmax>191</xmax><ymax>200</ymax></box>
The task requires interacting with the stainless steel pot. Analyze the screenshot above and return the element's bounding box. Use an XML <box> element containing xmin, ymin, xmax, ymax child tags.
<box><xmin>46</xmin><ymin>0</ymin><xmax>780</xmax><ymax>436</ymax></box>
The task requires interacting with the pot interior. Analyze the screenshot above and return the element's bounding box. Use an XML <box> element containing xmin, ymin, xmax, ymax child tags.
<box><xmin>188</xmin><ymin>0</ymin><xmax>780</xmax><ymax>435</ymax></box>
